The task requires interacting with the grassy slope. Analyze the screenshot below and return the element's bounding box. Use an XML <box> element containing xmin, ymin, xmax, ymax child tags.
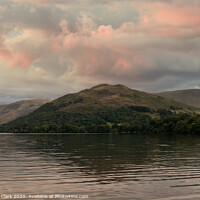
<box><xmin>157</xmin><ymin>89</ymin><xmax>200</xmax><ymax>108</ymax></box>
<box><xmin>0</xmin><ymin>99</ymin><xmax>50</xmax><ymax>124</ymax></box>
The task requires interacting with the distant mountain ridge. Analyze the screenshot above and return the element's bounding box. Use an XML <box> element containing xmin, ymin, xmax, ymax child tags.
<box><xmin>157</xmin><ymin>89</ymin><xmax>200</xmax><ymax>108</ymax></box>
<box><xmin>0</xmin><ymin>84</ymin><xmax>199</xmax><ymax>133</ymax></box>
<box><xmin>0</xmin><ymin>99</ymin><xmax>50</xmax><ymax>124</ymax></box>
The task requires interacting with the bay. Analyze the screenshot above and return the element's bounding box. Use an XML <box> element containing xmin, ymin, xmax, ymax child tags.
<box><xmin>0</xmin><ymin>133</ymin><xmax>200</xmax><ymax>200</ymax></box>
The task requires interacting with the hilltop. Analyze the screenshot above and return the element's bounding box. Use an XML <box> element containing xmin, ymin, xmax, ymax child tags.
<box><xmin>157</xmin><ymin>89</ymin><xmax>200</xmax><ymax>108</ymax></box>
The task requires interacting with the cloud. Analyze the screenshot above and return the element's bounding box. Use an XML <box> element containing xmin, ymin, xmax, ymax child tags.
<box><xmin>0</xmin><ymin>0</ymin><xmax>200</xmax><ymax>103</ymax></box>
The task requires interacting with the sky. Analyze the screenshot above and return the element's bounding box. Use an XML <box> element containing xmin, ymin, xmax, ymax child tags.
<box><xmin>0</xmin><ymin>0</ymin><xmax>200</xmax><ymax>103</ymax></box>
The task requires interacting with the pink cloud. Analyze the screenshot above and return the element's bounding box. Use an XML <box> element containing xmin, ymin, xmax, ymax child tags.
<box><xmin>47</xmin><ymin>14</ymin><xmax>152</xmax><ymax>84</ymax></box>
<box><xmin>115</xmin><ymin>58</ymin><xmax>131</xmax><ymax>70</ymax></box>
<box><xmin>13</xmin><ymin>0</ymin><xmax>67</xmax><ymax>5</ymax></box>
<box><xmin>0</xmin><ymin>36</ymin><xmax>12</xmax><ymax>63</ymax></box>
<box><xmin>10</xmin><ymin>53</ymin><xmax>31</xmax><ymax>68</ymax></box>
<box><xmin>95</xmin><ymin>25</ymin><xmax>113</xmax><ymax>38</ymax></box>
<box><xmin>0</xmin><ymin>50</ymin><xmax>31</xmax><ymax>68</ymax></box>
<box><xmin>0</xmin><ymin>49</ymin><xmax>12</xmax><ymax>61</ymax></box>
<box><xmin>137</xmin><ymin>2</ymin><xmax>200</xmax><ymax>37</ymax></box>
<box><xmin>0</xmin><ymin>29</ymin><xmax>53</xmax><ymax>69</ymax></box>
<box><xmin>0</xmin><ymin>40</ymin><xmax>33</xmax><ymax>68</ymax></box>
<box><xmin>154</xmin><ymin>4</ymin><xmax>200</xmax><ymax>26</ymax></box>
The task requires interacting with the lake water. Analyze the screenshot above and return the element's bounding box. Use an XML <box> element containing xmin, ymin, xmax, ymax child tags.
<box><xmin>0</xmin><ymin>133</ymin><xmax>200</xmax><ymax>200</ymax></box>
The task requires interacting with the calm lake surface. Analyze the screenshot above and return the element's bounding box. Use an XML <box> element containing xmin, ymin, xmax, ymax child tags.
<box><xmin>0</xmin><ymin>133</ymin><xmax>200</xmax><ymax>200</ymax></box>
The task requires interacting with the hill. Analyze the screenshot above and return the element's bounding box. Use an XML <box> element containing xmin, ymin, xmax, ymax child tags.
<box><xmin>53</xmin><ymin>84</ymin><xmax>196</xmax><ymax>112</ymax></box>
<box><xmin>0</xmin><ymin>84</ymin><xmax>199</xmax><ymax>133</ymax></box>
<box><xmin>157</xmin><ymin>89</ymin><xmax>200</xmax><ymax>108</ymax></box>
<box><xmin>0</xmin><ymin>99</ymin><xmax>50</xmax><ymax>124</ymax></box>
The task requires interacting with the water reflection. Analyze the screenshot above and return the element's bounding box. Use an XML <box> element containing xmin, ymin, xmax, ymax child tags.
<box><xmin>0</xmin><ymin>133</ymin><xmax>200</xmax><ymax>200</ymax></box>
